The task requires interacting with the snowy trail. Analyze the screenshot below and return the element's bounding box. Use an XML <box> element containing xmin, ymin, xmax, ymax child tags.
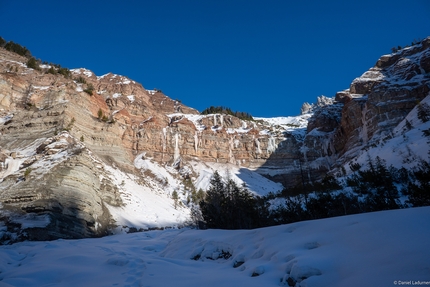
<box><xmin>0</xmin><ymin>207</ymin><xmax>429</xmax><ymax>287</ymax></box>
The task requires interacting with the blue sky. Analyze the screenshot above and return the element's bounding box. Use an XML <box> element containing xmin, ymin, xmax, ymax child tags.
<box><xmin>1</xmin><ymin>0</ymin><xmax>429</xmax><ymax>117</ymax></box>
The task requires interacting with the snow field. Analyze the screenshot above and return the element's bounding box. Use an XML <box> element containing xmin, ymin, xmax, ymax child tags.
<box><xmin>104</xmin><ymin>158</ymin><xmax>191</xmax><ymax>232</ymax></box>
<box><xmin>0</xmin><ymin>207</ymin><xmax>429</xmax><ymax>287</ymax></box>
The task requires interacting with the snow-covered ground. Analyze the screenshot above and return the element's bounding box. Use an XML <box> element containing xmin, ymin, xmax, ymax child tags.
<box><xmin>254</xmin><ymin>114</ymin><xmax>312</xmax><ymax>139</ymax></box>
<box><xmin>190</xmin><ymin>161</ymin><xmax>283</xmax><ymax>196</ymax></box>
<box><xmin>254</xmin><ymin>115</ymin><xmax>310</xmax><ymax>129</ymax></box>
<box><xmin>0</xmin><ymin>207</ymin><xmax>429</xmax><ymax>287</ymax></box>
<box><xmin>104</xmin><ymin>158</ymin><xmax>191</xmax><ymax>231</ymax></box>
<box><xmin>104</xmin><ymin>155</ymin><xmax>284</xmax><ymax>232</ymax></box>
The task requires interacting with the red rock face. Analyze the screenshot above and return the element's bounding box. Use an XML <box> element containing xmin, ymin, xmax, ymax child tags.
<box><xmin>1</xmin><ymin>37</ymin><xmax>430</xmax><ymax>189</ymax></box>
<box><xmin>306</xmin><ymin>38</ymin><xmax>430</xmax><ymax>172</ymax></box>
<box><xmin>2</xmin><ymin>38</ymin><xmax>430</xmax><ymax>242</ymax></box>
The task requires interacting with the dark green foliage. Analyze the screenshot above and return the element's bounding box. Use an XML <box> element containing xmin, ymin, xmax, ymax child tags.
<box><xmin>274</xmin><ymin>155</ymin><xmax>408</xmax><ymax>224</ymax></box>
<box><xmin>417</xmin><ymin>102</ymin><xmax>430</xmax><ymax>123</ymax></box>
<box><xmin>1</xmin><ymin>37</ymin><xmax>75</xmax><ymax>81</ymax></box>
<box><xmin>43</xmin><ymin>63</ymin><xmax>71</xmax><ymax>78</ymax></box>
<box><xmin>270</xmin><ymin>191</ymin><xmax>362</xmax><ymax>224</ymax></box>
<box><xmin>75</xmin><ymin>76</ymin><xmax>87</xmax><ymax>84</ymax></box>
<box><xmin>201</xmin><ymin>106</ymin><xmax>254</xmax><ymax>121</ymax></box>
<box><xmin>199</xmin><ymin>171</ymin><xmax>263</xmax><ymax>229</ymax></box>
<box><xmin>390</xmin><ymin>166</ymin><xmax>410</xmax><ymax>184</ymax></box>
<box><xmin>47</xmin><ymin>66</ymin><xmax>57</xmax><ymax>75</ymax></box>
<box><xmin>57</xmin><ymin>66</ymin><xmax>71</xmax><ymax>78</ymax></box>
<box><xmin>270</xmin><ymin>197</ymin><xmax>308</xmax><ymax>224</ymax></box>
<box><xmin>346</xmin><ymin>156</ymin><xmax>400</xmax><ymax>210</ymax></box>
<box><xmin>349</xmin><ymin>162</ymin><xmax>361</xmax><ymax>172</ymax></box>
<box><xmin>172</xmin><ymin>190</ymin><xmax>179</xmax><ymax>209</ymax></box>
<box><xmin>411</xmin><ymin>39</ymin><xmax>422</xmax><ymax>46</ymax></box>
<box><xmin>405</xmin><ymin>119</ymin><xmax>413</xmax><ymax>130</ymax></box>
<box><xmin>26</xmin><ymin>57</ymin><xmax>39</xmax><ymax>70</ymax></box>
<box><xmin>24</xmin><ymin>168</ymin><xmax>32</xmax><ymax>179</ymax></box>
<box><xmin>84</xmin><ymin>83</ymin><xmax>94</xmax><ymax>95</ymax></box>
<box><xmin>407</xmin><ymin>160</ymin><xmax>430</xmax><ymax>207</ymax></box>
<box><xmin>4</xmin><ymin>41</ymin><xmax>31</xmax><ymax>57</ymax></box>
<box><xmin>97</xmin><ymin>108</ymin><xmax>103</xmax><ymax>120</ymax></box>
<box><xmin>64</xmin><ymin>117</ymin><xmax>75</xmax><ymax>131</ymax></box>
<box><xmin>310</xmin><ymin>175</ymin><xmax>341</xmax><ymax>193</ymax></box>
<box><xmin>191</xmin><ymin>188</ymin><xmax>205</xmax><ymax>203</ymax></box>
<box><xmin>306</xmin><ymin>192</ymin><xmax>362</xmax><ymax>219</ymax></box>
<box><xmin>198</xmin><ymin>156</ymin><xmax>429</xmax><ymax>229</ymax></box>
<box><xmin>423</xmin><ymin>128</ymin><xmax>430</xmax><ymax>138</ymax></box>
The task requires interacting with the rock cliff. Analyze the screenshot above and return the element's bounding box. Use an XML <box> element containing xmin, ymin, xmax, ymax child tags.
<box><xmin>0</xmin><ymin>37</ymin><xmax>429</xmax><ymax>242</ymax></box>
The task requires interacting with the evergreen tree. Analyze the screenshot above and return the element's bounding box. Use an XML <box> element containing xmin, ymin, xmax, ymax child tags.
<box><xmin>172</xmin><ymin>190</ymin><xmax>179</xmax><ymax>209</ymax></box>
<box><xmin>199</xmin><ymin>171</ymin><xmax>261</xmax><ymax>229</ymax></box>
<box><xmin>407</xmin><ymin>160</ymin><xmax>430</xmax><ymax>206</ymax></box>
<box><xmin>4</xmin><ymin>41</ymin><xmax>31</xmax><ymax>57</ymax></box>
<box><xmin>57</xmin><ymin>66</ymin><xmax>71</xmax><ymax>78</ymax></box>
<box><xmin>26</xmin><ymin>57</ymin><xmax>39</xmax><ymax>70</ymax></box>
<box><xmin>201</xmin><ymin>106</ymin><xmax>254</xmax><ymax>121</ymax></box>
<box><xmin>346</xmin><ymin>156</ymin><xmax>400</xmax><ymax>211</ymax></box>
<box><xmin>417</xmin><ymin>103</ymin><xmax>430</xmax><ymax>123</ymax></box>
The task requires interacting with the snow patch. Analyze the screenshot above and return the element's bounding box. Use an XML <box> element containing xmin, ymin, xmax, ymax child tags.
<box><xmin>70</xmin><ymin>68</ymin><xmax>94</xmax><ymax>77</ymax></box>
<box><xmin>0</xmin><ymin>114</ymin><xmax>13</xmax><ymax>124</ymax></box>
<box><xmin>127</xmin><ymin>95</ymin><xmax>135</xmax><ymax>102</ymax></box>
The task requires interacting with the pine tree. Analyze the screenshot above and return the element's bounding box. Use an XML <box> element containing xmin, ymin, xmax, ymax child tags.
<box><xmin>199</xmin><ymin>171</ymin><xmax>261</xmax><ymax>229</ymax></box>
<box><xmin>172</xmin><ymin>190</ymin><xmax>179</xmax><ymax>209</ymax></box>
<box><xmin>26</xmin><ymin>57</ymin><xmax>39</xmax><ymax>70</ymax></box>
<box><xmin>417</xmin><ymin>103</ymin><xmax>430</xmax><ymax>123</ymax></box>
<box><xmin>407</xmin><ymin>160</ymin><xmax>430</xmax><ymax>206</ymax></box>
<box><xmin>405</xmin><ymin>119</ymin><xmax>413</xmax><ymax>130</ymax></box>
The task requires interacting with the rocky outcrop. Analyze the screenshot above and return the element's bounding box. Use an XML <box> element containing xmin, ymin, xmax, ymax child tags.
<box><xmin>305</xmin><ymin>37</ymin><xmax>430</xmax><ymax>172</ymax></box>
<box><xmin>0</xmin><ymin>132</ymin><xmax>121</xmax><ymax>242</ymax></box>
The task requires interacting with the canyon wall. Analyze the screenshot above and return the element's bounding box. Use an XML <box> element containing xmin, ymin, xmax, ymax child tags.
<box><xmin>0</xmin><ymin>37</ymin><xmax>429</xmax><ymax>241</ymax></box>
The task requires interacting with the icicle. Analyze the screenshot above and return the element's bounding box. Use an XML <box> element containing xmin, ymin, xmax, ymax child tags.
<box><xmin>255</xmin><ymin>137</ymin><xmax>262</xmax><ymax>154</ymax></box>
<box><xmin>161</xmin><ymin>127</ymin><xmax>167</xmax><ymax>152</ymax></box>
<box><xmin>229</xmin><ymin>136</ymin><xmax>235</xmax><ymax>164</ymax></box>
<box><xmin>213</xmin><ymin>114</ymin><xmax>217</xmax><ymax>126</ymax></box>
<box><xmin>174</xmin><ymin>132</ymin><xmax>181</xmax><ymax>162</ymax></box>
<box><xmin>194</xmin><ymin>131</ymin><xmax>198</xmax><ymax>152</ymax></box>
<box><xmin>300</xmin><ymin>145</ymin><xmax>312</xmax><ymax>182</ymax></box>
<box><xmin>220</xmin><ymin>115</ymin><xmax>224</xmax><ymax>126</ymax></box>
<box><xmin>267</xmin><ymin>136</ymin><xmax>277</xmax><ymax>154</ymax></box>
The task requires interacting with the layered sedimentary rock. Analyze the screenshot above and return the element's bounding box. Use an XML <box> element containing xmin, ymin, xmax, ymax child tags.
<box><xmin>0</xmin><ymin>36</ymin><xmax>429</xmax><ymax>241</ymax></box>
<box><xmin>299</xmin><ymin>38</ymin><xmax>430</xmax><ymax>178</ymax></box>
